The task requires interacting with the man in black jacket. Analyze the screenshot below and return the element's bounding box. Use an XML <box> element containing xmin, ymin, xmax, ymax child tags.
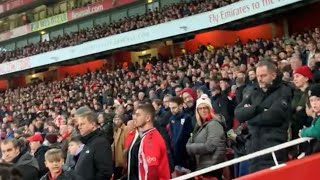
<box><xmin>235</xmin><ymin>61</ymin><xmax>293</xmax><ymax>173</ymax></box>
<box><xmin>28</xmin><ymin>134</ymin><xmax>49</xmax><ymax>177</ymax></box>
<box><xmin>1</xmin><ymin>138</ymin><xmax>39</xmax><ymax>180</ymax></box>
<box><xmin>211</xmin><ymin>86</ymin><xmax>234</xmax><ymax>131</ymax></box>
<box><xmin>74</xmin><ymin>106</ymin><xmax>113</xmax><ymax>180</ymax></box>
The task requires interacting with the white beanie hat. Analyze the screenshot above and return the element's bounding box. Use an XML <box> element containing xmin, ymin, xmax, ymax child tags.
<box><xmin>195</xmin><ymin>94</ymin><xmax>214</xmax><ymax>125</ymax></box>
<box><xmin>196</xmin><ymin>94</ymin><xmax>213</xmax><ymax>110</ymax></box>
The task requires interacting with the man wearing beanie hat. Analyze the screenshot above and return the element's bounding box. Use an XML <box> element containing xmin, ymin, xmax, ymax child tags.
<box><xmin>293</xmin><ymin>66</ymin><xmax>313</xmax><ymax>81</ymax></box>
<box><xmin>300</xmin><ymin>84</ymin><xmax>320</xmax><ymax>142</ymax></box>
<box><xmin>180</xmin><ymin>88</ymin><xmax>197</xmax><ymax>118</ymax></box>
<box><xmin>291</xmin><ymin>66</ymin><xmax>313</xmax><ymax>140</ymax></box>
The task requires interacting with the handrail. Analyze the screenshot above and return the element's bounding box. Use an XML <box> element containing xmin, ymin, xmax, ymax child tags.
<box><xmin>172</xmin><ymin>137</ymin><xmax>313</xmax><ymax>180</ymax></box>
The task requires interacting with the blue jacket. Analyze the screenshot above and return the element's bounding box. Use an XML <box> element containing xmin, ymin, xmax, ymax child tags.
<box><xmin>169</xmin><ymin>112</ymin><xmax>193</xmax><ymax>167</ymax></box>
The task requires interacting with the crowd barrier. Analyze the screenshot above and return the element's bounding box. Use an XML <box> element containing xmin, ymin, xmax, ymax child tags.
<box><xmin>172</xmin><ymin>137</ymin><xmax>313</xmax><ymax>180</ymax></box>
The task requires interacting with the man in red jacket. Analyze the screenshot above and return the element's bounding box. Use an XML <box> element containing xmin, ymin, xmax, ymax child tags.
<box><xmin>126</xmin><ymin>104</ymin><xmax>170</xmax><ymax>180</ymax></box>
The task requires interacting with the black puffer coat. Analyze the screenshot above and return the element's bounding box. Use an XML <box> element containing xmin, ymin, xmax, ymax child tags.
<box><xmin>235</xmin><ymin>76</ymin><xmax>293</xmax><ymax>173</ymax></box>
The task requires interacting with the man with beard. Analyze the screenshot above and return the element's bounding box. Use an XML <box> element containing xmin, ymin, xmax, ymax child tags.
<box><xmin>235</xmin><ymin>61</ymin><xmax>292</xmax><ymax>173</ymax></box>
<box><xmin>168</xmin><ymin>97</ymin><xmax>193</xmax><ymax>172</ymax></box>
<box><xmin>180</xmin><ymin>88</ymin><xmax>197</xmax><ymax>118</ymax></box>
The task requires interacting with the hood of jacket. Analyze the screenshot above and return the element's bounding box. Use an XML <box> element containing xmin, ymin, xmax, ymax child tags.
<box><xmin>34</xmin><ymin>145</ymin><xmax>49</xmax><ymax>157</ymax></box>
<box><xmin>15</xmin><ymin>152</ymin><xmax>39</xmax><ymax>170</ymax></box>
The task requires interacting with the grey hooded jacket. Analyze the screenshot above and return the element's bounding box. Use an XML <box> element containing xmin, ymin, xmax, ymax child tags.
<box><xmin>186</xmin><ymin>115</ymin><xmax>226</xmax><ymax>170</ymax></box>
<box><xmin>15</xmin><ymin>152</ymin><xmax>40</xmax><ymax>180</ymax></box>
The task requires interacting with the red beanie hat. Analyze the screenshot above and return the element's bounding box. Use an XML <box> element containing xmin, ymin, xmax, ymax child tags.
<box><xmin>293</xmin><ymin>66</ymin><xmax>313</xmax><ymax>80</ymax></box>
<box><xmin>180</xmin><ymin>88</ymin><xmax>197</xmax><ymax>101</ymax></box>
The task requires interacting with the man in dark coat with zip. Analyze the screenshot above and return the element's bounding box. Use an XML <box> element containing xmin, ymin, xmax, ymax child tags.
<box><xmin>1</xmin><ymin>138</ymin><xmax>39</xmax><ymax>180</ymax></box>
<box><xmin>235</xmin><ymin>61</ymin><xmax>293</xmax><ymax>173</ymax></box>
<box><xmin>74</xmin><ymin>106</ymin><xmax>113</xmax><ymax>180</ymax></box>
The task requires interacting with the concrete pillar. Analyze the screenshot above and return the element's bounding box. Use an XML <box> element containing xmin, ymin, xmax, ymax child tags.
<box><xmin>283</xmin><ymin>18</ymin><xmax>289</xmax><ymax>38</ymax></box>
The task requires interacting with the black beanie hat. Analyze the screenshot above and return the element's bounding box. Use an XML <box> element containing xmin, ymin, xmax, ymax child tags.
<box><xmin>308</xmin><ymin>84</ymin><xmax>320</xmax><ymax>98</ymax></box>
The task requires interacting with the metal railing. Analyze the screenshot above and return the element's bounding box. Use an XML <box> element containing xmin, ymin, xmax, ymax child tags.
<box><xmin>172</xmin><ymin>137</ymin><xmax>313</xmax><ymax>180</ymax></box>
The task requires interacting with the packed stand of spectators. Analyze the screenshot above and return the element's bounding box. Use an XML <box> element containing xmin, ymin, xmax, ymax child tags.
<box><xmin>0</xmin><ymin>0</ymin><xmax>106</xmax><ymax>34</ymax></box>
<box><xmin>0</xmin><ymin>26</ymin><xmax>320</xmax><ymax>180</ymax></box>
<box><xmin>0</xmin><ymin>0</ymin><xmax>239</xmax><ymax>63</ymax></box>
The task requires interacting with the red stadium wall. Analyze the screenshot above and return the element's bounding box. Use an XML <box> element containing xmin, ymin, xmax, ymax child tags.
<box><xmin>158</xmin><ymin>45</ymin><xmax>171</xmax><ymax>57</ymax></box>
<box><xmin>58</xmin><ymin>60</ymin><xmax>105</xmax><ymax>79</ymax></box>
<box><xmin>113</xmin><ymin>51</ymin><xmax>131</xmax><ymax>64</ymax></box>
<box><xmin>185</xmin><ymin>30</ymin><xmax>237</xmax><ymax>53</ymax></box>
<box><xmin>184</xmin><ymin>23</ymin><xmax>276</xmax><ymax>52</ymax></box>
<box><xmin>11</xmin><ymin>76</ymin><xmax>26</xmax><ymax>88</ymax></box>
<box><xmin>0</xmin><ymin>80</ymin><xmax>8</xmax><ymax>90</ymax></box>
<box><xmin>236</xmin><ymin>24</ymin><xmax>274</xmax><ymax>43</ymax></box>
<box><xmin>236</xmin><ymin>153</ymin><xmax>320</xmax><ymax>180</ymax></box>
<box><xmin>287</xmin><ymin>2</ymin><xmax>320</xmax><ymax>34</ymax></box>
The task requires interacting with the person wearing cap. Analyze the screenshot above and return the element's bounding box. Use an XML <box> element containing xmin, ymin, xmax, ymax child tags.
<box><xmin>1</xmin><ymin>138</ymin><xmax>39</xmax><ymax>180</ymax></box>
<box><xmin>180</xmin><ymin>87</ymin><xmax>197</xmax><ymax>118</ymax></box>
<box><xmin>28</xmin><ymin>133</ymin><xmax>49</xmax><ymax>177</ymax></box>
<box><xmin>291</xmin><ymin>66</ymin><xmax>313</xmax><ymax>140</ymax></box>
<box><xmin>300</xmin><ymin>84</ymin><xmax>320</xmax><ymax>141</ymax></box>
<box><xmin>186</xmin><ymin>94</ymin><xmax>226</xmax><ymax>180</ymax></box>
<box><xmin>235</xmin><ymin>60</ymin><xmax>293</xmax><ymax>173</ymax></box>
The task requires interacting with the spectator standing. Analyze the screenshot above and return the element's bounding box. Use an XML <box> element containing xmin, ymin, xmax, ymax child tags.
<box><xmin>235</xmin><ymin>61</ymin><xmax>293</xmax><ymax>173</ymax></box>
<box><xmin>168</xmin><ymin>97</ymin><xmax>193</xmax><ymax>172</ymax></box>
<box><xmin>291</xmin><ymin>66</ymin><xmax>313</xmax><ymax>140</ymax></box>
<box><xmin>180</xmin><ymin>87</ymin><xmax>197</xmax><ymax>118</ymax></box>
<box><xmin>64</xmin><ymin>136</ymin><xmax>84</xmax><ymax>171</ymax></box>
<box><xmin>74</xmin><ymin>106</ymin><xmax>113</xmax><ymax>180</ymax></box>
<box><xmin>1</xmin><ymin>139</ymin><xmax>39</xmax><ymax>180</ymax></box>
<box><xmin>40</xmin><ymin>149</ymin><xmax>84</xmax><ymax>180</ymax></box>
<box><xmin>28</xmin><ymin>134</ymin><xmax>49</xmax><ymax>177</ymax></box>
<box><xmin>300</xmin><ymin>84</ymin><xmax>320</xmax><ymax>153</ymax></box>
<box><xmin>211</xmin><ymin>86</ymin><xmax>234</xmax><ymax>131</ymax></box>
<box><xmin>98</xmin><ymin>112</ymin><xmax>114</xmax><ymax>144</ymax></box>
<box><xmin>58</xmin><ymin>125</ymin><xmax>71</xmax><ymax>156</ymax></box>
<box><xmin>186</xmin><ymin>94</ymin><xmax>226</xmax><ymax>180</ymax></box>
<box><xmin>112</xmin><ymin>114</ymin><xmax>128</xmax><ymax>179</ymax></box>
<box><xmin>126</xmin><ymin>104</ymin><xmax>170</xmax><ymax>180</ymax></box>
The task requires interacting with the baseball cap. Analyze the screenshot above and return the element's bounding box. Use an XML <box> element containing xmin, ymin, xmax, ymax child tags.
<box><xmin>28</xmin><ymin>134</ymin><xmax>43</xmax><ymax>142</ymax></box>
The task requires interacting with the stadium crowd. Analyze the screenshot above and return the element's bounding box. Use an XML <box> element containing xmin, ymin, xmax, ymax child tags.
<box><xmin>0</xmin><ymin>0</ymin><xmax>239</xmax><ymax>63</ymax></box>
<box><xmin>0</xmin><ymin>18</ymin><xmax>320</xmax><ymax>180</ymax></box>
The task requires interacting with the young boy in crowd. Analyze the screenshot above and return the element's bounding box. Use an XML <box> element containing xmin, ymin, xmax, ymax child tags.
<box><xmin>64</xmin><ymin>136</ymin><xmax>84</xmax><ymax>171</ymax></box>
<box><xmin>40</xmin><ymin>148</ymin><xmax>84</xmax><ymax>180</ymax></box>
<box><xmin>300</xmin><ymin>84</ymin><xmax>320</xmax><ymax>154</ymax></box>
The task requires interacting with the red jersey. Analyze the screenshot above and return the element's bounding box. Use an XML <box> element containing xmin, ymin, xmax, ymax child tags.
<box><xmin>126</xmin><ymin>128</ymin><xmax>170</xmax><ymax>180</ymax></box>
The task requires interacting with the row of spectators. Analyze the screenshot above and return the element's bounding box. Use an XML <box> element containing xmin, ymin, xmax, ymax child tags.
<box><xmin>0</xmin><ymin>0</ymin><xmax>239</xmax><ymax>63</ymax></box>
<box><xmin>0</xmin><ymin>24</ymin><xmax>320</xmax><ymax>179</ymax></box>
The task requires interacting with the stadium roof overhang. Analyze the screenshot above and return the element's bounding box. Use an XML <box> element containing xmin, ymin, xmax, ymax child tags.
<box><xmin>1</xmin><ymin>0</ymin><xmax>319</xmax><ymax>79</ymax></box>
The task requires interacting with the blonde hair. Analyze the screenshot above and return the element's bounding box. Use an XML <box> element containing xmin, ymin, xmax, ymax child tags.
<box><xmin>45</xmin><ymin>149</ymin><xmax>64</xmax><ymax>162</ymax></box>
